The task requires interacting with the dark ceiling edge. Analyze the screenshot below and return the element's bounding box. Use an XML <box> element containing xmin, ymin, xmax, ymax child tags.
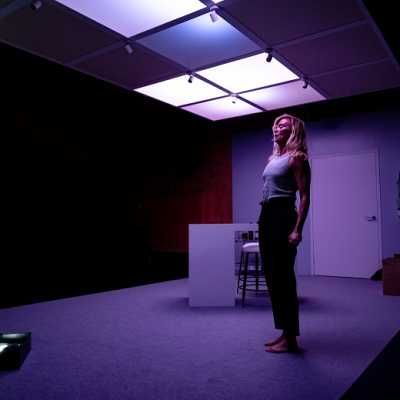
<box><xmin>311</xmin><ymin>58</ymin><xmax>391</xmax><ymax>78</ymax></box>
<box><xmin>358</xmin><ymin>0</ymin><xmax>400</xmax><ymax>71</ymax></box>
<box><xmin>67</xmin><ymin>41</ymin><xmax>125</xmax><ymax>67</ymax></box>
<box><xmin>0</xmin><ymin>0</ymin><xmax>28</xmax><ymax>19</ymax></box>
<box><xmin>0</xmin><ymin>37</ymin><xmax>134</xmax><ymax>93</ymax></box>
<box><xmin>273</xmin><ymin>20</ymin><xmax>368</xmax><ymax>49</ymax></box>
<box><xmin>0</xmin><ymin>39</ymin><xmax>210</xmax><ymax>126</ymax></box>
<box><xmin>0</xmin><ymin>37</ymin><xmax>181</xmax><ymax>100</ymax></box>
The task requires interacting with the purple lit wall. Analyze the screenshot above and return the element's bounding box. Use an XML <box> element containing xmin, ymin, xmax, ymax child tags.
<box><xmin>232</xmin><ymin>106</ymin><xmax>400</xmax><ymax>275</ymax></box>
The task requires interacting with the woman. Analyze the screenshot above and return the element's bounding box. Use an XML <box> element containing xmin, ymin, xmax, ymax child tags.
<box><xmin>258</xmin><ymin>113</ymin><xmax>311</xmax><ymax>353</ymax></box>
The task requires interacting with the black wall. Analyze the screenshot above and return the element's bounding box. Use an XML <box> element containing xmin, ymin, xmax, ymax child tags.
<box><xmin>2</xmin><ymin>42</ymin><xmax>213</xmax><ymax>307</ymax></box>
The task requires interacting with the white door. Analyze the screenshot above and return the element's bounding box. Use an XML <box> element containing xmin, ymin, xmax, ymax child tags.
<box><xmin>311</xmin><ymin>151</ymin><xmax>381</xmax><ymax>278</ymax></box>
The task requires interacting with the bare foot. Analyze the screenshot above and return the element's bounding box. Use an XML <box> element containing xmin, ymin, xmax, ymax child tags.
<box><xmin>265</xmin><ymin>338</ymin><xmax>299</xmax><ymax>353</ymax></box>
<box><xmin>264</xmin><ymin>334</ymin><xmax>284</xmax><ymax>347</ymax></box>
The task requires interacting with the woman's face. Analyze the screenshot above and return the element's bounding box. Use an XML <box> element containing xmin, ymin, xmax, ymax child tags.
<box><xmin>273</xmin><ymin>117</ymin><xmax>292</xmax><ymax>146</ymax></box>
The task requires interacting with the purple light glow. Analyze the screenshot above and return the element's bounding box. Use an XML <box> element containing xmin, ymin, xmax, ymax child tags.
<box><xmin>240</xmin><ymin>80</ymin><xmax>326</xmax><ymax>110</ymax></box>
<box><xmin>134</xmin><ymin>75</ymin><xmax>227</xmax><ymax>107</ymax></box>
<box><xmin>55</xmin><ymin>0</ymin><xmax>206</xmax><ymax>37</ymax></box>
<box><xmin>182</xmin><ymin>96</ymin><xmax>261</xmax><ymax>120</ymax></box>
<box><xmin>197</xmin><ymin>53</ymin><xmax>299</xmax><ymax>93</ymax></box>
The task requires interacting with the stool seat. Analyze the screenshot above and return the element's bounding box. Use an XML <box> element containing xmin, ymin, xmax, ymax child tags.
<box><xmin>242</xmin><ymin>242</ymin><xmax>259</xmax><ymax>253</ymax></box>
<box><xmin>237</xmin><ymin>241</ymin><xmax>267</xmax><ymax>306</ymax></box>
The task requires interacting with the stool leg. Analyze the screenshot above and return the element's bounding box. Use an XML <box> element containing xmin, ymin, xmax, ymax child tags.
<box><xmin>237</xmin><ymin>251</ymin><xmax>244</xmax><ymax>294</ymax></box>
<box><xmin>242</xmin><ymin>253</ymin><xmax>249</xmax><ymax>306</ymax></box>
<box><xmin>255</xmin><ymin>253</ymin><xmax>259</xmax><ymax>292</ymax></box>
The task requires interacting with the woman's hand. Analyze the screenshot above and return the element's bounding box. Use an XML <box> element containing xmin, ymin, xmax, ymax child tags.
<box><xmin>288</xmin><ymin>231</ymin><xmax>302</xmax><ymax>246</ymax></box>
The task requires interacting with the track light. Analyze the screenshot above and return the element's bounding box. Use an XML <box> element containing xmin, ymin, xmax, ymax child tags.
<box><xmin>188</xmin><ymin>74</ymin><xmax>194</xmax><ymax>83</ymax></box>
<box><xmin>302</xmin><ymin>77</ymin><xmax>309</xmax><ymax>89</ymax></box>
<box><xmin>266</xmin><ymin>48</ymin><xmax>273</xmax><ymax>63</ymax></box>
<box><xmin>231</xmin><ymin>94</ymin><xmax>237</xmax><ymax>104</ymax></box>
<box><xmin>209</xmin><ymin>5</ymin><xmax>219</xmax><ymax>23</ymax></box>
<box><xmin>30</xmin><ymin>0</ymin><xmax>42</xmax><ymax>11</ymax></box>
<box><xmin>124</xmin><ymin>43</ymin><xmax>133</xmax><ymax>55</ymax></box>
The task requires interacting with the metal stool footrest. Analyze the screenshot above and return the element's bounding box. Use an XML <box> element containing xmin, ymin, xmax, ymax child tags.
<box><xmin>236</xmin><ymin>245</ymin><xmax>268</xmax><ymax>305</ymax></box>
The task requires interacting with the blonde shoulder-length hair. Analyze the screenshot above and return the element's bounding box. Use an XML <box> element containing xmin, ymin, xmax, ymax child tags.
<box><xmin>268</xmin><ymin>113</ymin><xmax>309</xmax><ymax>161</ymax></box>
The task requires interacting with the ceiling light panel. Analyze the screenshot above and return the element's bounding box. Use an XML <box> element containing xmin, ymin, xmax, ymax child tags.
<box><xmin>197</xmin><ymin>53</ymin><xmax>299</xmax><ymax>93</ymax></box>
<box><xmin>134</xmin><ymin>75</ymin><xmax>227</xmax><ymax>107</ymax></box>
<box><xmin>182</xmin><ymin>96</ymin><xmax>262</xmax><ymax>121</ymax></box>
<box><xmin>55</xmin><ymin>0</ymin><xmax>206</xmax><ymax>37</ymax></box>
<box><xmin>137</xmin><ymin>12</ymin><xmax>260</xmax><ymax>70</ymax></box>
<box><xmin>240</xmin><ymin>80</ymin><xmax>326</xmax><ymax>110</ymax></box>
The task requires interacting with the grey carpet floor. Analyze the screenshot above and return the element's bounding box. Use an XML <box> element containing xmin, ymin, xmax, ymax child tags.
<box><xmin>0</xmin><ymin>276</ymin><xmax>399</xmax><ymax>400</ymax></box>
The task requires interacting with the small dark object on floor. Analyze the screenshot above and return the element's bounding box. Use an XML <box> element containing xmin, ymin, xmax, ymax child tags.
<box><xmin>0</xmin><ymin>332</ymin><xmax>31</xmax><ymax>370</ymax></box>
<box><xmin>370</xmin><ymin>268</ymin><xmax>382</xmax><ymax>281</ymax></box>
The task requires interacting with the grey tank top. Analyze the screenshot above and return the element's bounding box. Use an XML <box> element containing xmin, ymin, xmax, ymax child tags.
<box><xmin>262</xmin><ymin>153</ymin><xmax>297</xmax><ymax>201</ymax></box>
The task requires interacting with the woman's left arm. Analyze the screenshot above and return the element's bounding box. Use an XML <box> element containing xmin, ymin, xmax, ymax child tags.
<box><xmin>288</xmin><ymin>155</ymin><xmax>311</xmax><ymax>246</ymax></box>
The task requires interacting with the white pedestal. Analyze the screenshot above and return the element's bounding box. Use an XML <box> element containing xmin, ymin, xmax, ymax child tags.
<box><xmin>189</xmin><ymin>223</ymin><xmax>257</xmax><ymax>306</ymax></box>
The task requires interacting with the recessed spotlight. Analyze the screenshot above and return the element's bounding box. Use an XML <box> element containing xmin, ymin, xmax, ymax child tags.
<box><xmin>30</xmin><ymin>0</ymin><xmax>42</xmax><ymax>11</ymax></box>
<box><xmin>266</xmin><ymin>48</ymin><xmax>273</xmax><ymax>63</ymax></box>
<box><xmin>124</xmin><ymin>43</ymin><xmax>133</xmax><ymax>55</ymax></box>
<box><xmin>209</xmin><ymin>5</ymin><xmax>219</xmax><ymax>23</ymax></box>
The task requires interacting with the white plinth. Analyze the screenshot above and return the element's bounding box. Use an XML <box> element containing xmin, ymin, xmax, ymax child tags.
<box><xmin>189</xmin><ymin>223</ymin><xmax>257</xmax><ymax>306</ymax></box>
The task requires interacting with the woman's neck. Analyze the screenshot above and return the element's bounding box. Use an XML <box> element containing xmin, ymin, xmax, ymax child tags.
<box><xmin>277</xmin><ymin>145</ymin><xmax>289</xmax><ymax>156</ymax></box>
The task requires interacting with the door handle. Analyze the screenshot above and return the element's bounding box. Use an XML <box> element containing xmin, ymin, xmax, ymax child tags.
<box><xmin>365</xmin><ymin>216</ymin><xmax>377</xmax><ymax>221</ymax></box>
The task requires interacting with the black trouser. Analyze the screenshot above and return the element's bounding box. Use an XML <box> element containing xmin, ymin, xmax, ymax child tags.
<box><xmin>258</xmin><ymin>197</ymin><xmax>299</xmax><ymax>336</ymax></box>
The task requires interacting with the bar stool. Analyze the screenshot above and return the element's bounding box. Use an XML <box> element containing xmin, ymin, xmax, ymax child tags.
<box><xmin>237</xmin><ymin>242</ymin><xmax>267</xmax><ymax>306</ymax></box>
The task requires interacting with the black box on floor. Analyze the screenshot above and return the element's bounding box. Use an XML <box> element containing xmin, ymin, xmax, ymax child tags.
<box><xmin>383</xmin><ymin>257</ymin><xmax>400</xmax><ymax>296</ymax></box>
<box><xmin>0</xmin><ymin>332</ymin><xmax>31</xmax><ymax>370</ymax></box>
